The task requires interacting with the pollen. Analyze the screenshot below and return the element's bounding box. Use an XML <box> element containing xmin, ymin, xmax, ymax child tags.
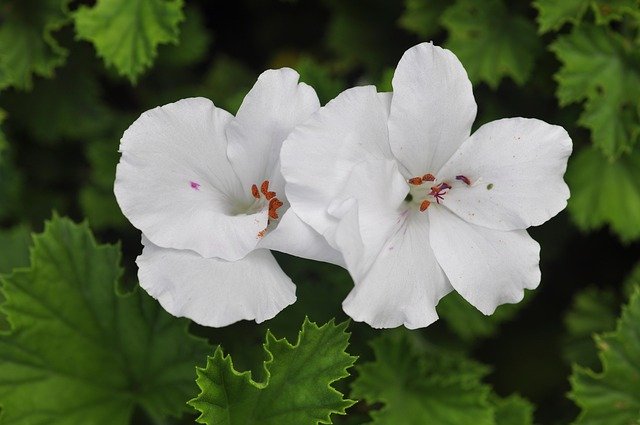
<box><xmin>455</xmin><ymin>175</ymin><xmax>471</xmax><ymax>185</ymax></box>
<box><xmin>422</xmin><ymin>173</ymin><xmax>436</xmax><ymax>182</ymax></box>
<box><xmin>268</xmin><ymin>198</ymin><xmax>284</xmax><ymax>220</ymax></box>
<box><xmin>251</xmin><ymin>184</ymin><xmax>260</xmax><ymax>199</ymax></box>
<box><xmin>260</xmin><ymin>180</ymin><xmax>276</xmax><ymax>200</ymax></box>
<box><xmin>420</xmin><ymin>200</ymin><xmax>431</xmax><ymax>212</ymax></box>
<box><xmin>408</xmin><ymin>177</ymin><xmax>423</xmax><ymax>185</ymax></box>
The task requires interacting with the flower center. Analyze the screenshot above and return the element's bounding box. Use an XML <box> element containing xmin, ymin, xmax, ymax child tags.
<box><xmin>406</xmin><ymin>173</ymin><xmax>472</xmax><ymax>212</ymax></box>
<box><xmin>250</xmin><ymin>180</ymin><xmax>284</xmax><ymax>238</ymax></box>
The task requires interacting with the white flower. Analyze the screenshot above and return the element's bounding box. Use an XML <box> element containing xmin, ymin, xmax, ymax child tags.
<box><xmin>280</xmin><ymin>43</ymin><xmax>572</xmax><ymax>329</ymax></box>
<box><xmin>114</xmin><ymin>68</ymin><xmax>342</xmax><ymax>327</ymax></box>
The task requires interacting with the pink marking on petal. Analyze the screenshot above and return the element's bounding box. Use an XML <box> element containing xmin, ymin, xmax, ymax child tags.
<box><xmin>190</xmin><ymin>181</ymin><xmax>201</xmax><ymax>190</ymax></box>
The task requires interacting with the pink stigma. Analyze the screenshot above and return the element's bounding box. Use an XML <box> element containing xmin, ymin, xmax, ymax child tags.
<box><xmin>190</xmin><ymin>181</ymin><xmax>201</xmax><ymax>190</ymax></box>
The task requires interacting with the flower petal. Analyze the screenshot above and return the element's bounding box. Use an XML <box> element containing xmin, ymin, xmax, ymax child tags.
<box><xmin>342</xmin><ymin>214</ymin><xmax>453</xmax><ymax>329</ymax></box>
<box><xmin>429</xmin><ymin>206</ymin><xmax>541</xmax><ymax>315</ymax></box>
<box><xmin>115</xmin><ymin>98</ymin><xmax>267</xmax><ymax>261</ymax></box>
<box><xmin>281</xmin><ymin>85</ymin><xmax>393</xmax><ymax>243</ymax></box>
<box><xmin>137</xmin><ymin>237</ymin><xmax>296</xmax><ymax>327</ymax></box>
<box><xmin>226</xmin><ymin>68</ymin><xmax>320</xmax><ymax>195</ymax></box>
<box><xmin>437</xmin><ymin>118</ymin><xmax>572</xmax><ymax>231</ymax></box>
<box><xmin>258</xmin><ymin>208</ymin><xmax>345</xmax><ymax>266</ymax></box>
<box><xmin>388</xmin><ymin>42</ymin><xmax>477</xmax><ymax>176</ymax></box>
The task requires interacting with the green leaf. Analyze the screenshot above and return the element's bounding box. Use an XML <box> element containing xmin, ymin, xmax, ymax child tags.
<box><xmin>534</xmin><ymin>0</ymin><xmax>639</xmax><ymax>33</ymax></box>
<box><xmin>189</xmin><ymin>318</ymin><xmax>356</xmax><ymax>425</ymax></box>
<box><xmin>551</xmin><ymin>25</ymin><xmax>640</xmax><ymax>158</ymax></box>
<box><xmin>0</xmin><ymin>216</ymin><xmax>211</xmax><ymax>424</ymax></box>
<box><xmin>566</xmin><ymin>147</ymin><xmax>640</xmax><ymax>242</ymax></box>
<box><xmin>74</xmin><ymin>0</ymin><xmax>185</xmax><ymax>82</ymax></box>
<box><xmin>437</xmin><ymin>291</ymin><xmax>525</xmax><ymax>343</ymax></box>
<box><xmin>0</xmin><ymin>226</ymin><xmax>31</xmax><ymax>276</ymax></box>
<box><xmin>398</xmin><ymin>0</ymin><xmax>449</xmax><ymax>39</ymax></box>
<box><xmin>0</xmin><ymin>0</ymin><xmax>70</xmax><ymax>90</ymax></box>
<box><xmin>351</xmin><ymin>331</ymin><xmax>495</xmax><ymax>424</ymax></box>
<box><xmin>441</xmin><ymin>0</ymin><xmax>541</xmax><ymax>88</ymax></box>
<box><xmin>563</xmin><ymin>287</ymin><xmax>619</xmax><ymax>369</ymax></box>
<box><xmin>624</xmin><ymin>262</ymin><xmax>640</xmax><ymax>298</ymax></box>
<box><xmin>493</xmin><ymin>395</ymin><xmax>535</xmax><ymax>425</ymax></box>
<box><xmin>569</xmin><ymin>287</ymin><xmax>640</xmax><ymax>424</ymax></box>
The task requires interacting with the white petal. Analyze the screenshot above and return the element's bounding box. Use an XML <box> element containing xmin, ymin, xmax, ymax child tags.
<box><xmin>137</xmin><ymin>237</ymin><xmax>296</xmax><ymax>327</ymax></box>
<box><xmin>327</xmin><ymin>159</ymin><xmax>408</xmax><ymax>279</ymax></box>
<box><xmin>437</xmin><ymin>118</ymin><xmax>572</xmax><ymax>231</ymax></box>
<box><xmin>342</xmin><ymin>214</ymin><xmax>453</xmax><ymax>329</ymax></box>
<box><xmin>226</xmin><ymin>68</ymin><xmax>320</xmax><ymax>194</ymax></box>
<box><xmin>388</xmin><ymin>42</ymin><xmax>477</xmax><ymax>175</ymax></box>
<box><xmin>429</xmin><ymin>206</ymin><xmax>541</xmax><ymax>315</ymax></box>
<box><xmin>115</xmin><ymin>98</ymin><xmax>267</xmax><ymax>261</ymax></box>
<box><xmin>281</xmin><ymin>85</ymin><xmax>393</xmax><ymax>243</ymax></box>
<box><xmin>258</xmin><ymin>208</ymin><xmax>345</xmax><ymax>266</ymax></box>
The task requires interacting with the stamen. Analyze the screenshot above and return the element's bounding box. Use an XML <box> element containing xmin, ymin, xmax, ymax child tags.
<box><xmin>429</xmin><ymin>182</ymin><xmax>451</xmax><ymax>204</ymax></box>
<box><xmin>190</xmin><ymin>181</ymin><xmax>201</xmax><ymax>190</ymax></box>
<box><xmin>456</xmin><ymin>175</ymin><xmax>471</xmax><ymax>185</ymax></box>
<box><xmin>260</xmin><ymin>180</ymin><xmax>270</xmax><ymax>196</ymax></box>
<box><xmin>408</xmin><ymin>177</ymin><xmax>423</xmax><ymax>185</ymax></box>
<box><xmin>422</xmin><ymin>173</ymin><xmax>436</xmax><ymax>182</ymax></box>
<box><xmin>420</xmin><ymin>200</ymin><xmax>431</xmax><ymax>212</ymax></box>
<box><xmin>251</xmin><ymin>184</ymin><xmax>260</xmax><ymax>199</ymax></box>
<box><xmin>268</xmin><ymin>198</ymin><xmax>284</xmax><ymax>220</ymax></box>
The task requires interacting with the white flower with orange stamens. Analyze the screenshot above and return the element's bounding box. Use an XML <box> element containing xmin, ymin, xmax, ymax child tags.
<box><xmin>114</xmin><ymin>68</ymin><xmax>342</xmax><ymax>327</ymax></box>
<box><xmin>280</xmin><ymin>43</ymin><xmax>572</xmax><ymax>329</ymax></box>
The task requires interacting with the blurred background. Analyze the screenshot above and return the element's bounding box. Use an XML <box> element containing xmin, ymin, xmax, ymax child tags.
<box><xmin>1</xmin><ymin>0</ymin><xmax>640</xmax><ymax>424</ymax></box>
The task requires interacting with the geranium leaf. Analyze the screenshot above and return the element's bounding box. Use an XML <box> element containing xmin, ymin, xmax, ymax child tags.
<box><xmin>494</xmin><ymin>394</ymin><xmax>535</xmax><ymax>425</ymax></box>
<box><xmin>441</xmin><ymin>0</ymin><xmax>541</xmax><ymax>88</ymax></box>
<box><xmin>551</xmin><ymin>25</ymin><xmax>640</xmax><ymax>158</ymax></box>
<box><xmin>189</xmin><ymin>318</ymin><xmax>356</xmax><ymax>425</ymax></box>
<box><xmin>351</xmin><ymin>331</ymin><xmax>495</xmax><ymax>424</ymax></box>
<box><xmin>534</xmin><ymin>0</ymin><xmax>638</xmax><ymax>33</ymax></box>
<box><xmin>0</xmin><ymin>0</ymin><xmax>70</xmax><ymax>90</ymax></box>
<box><xmin>73</xmin><ymin>0</ymin><xmax>185</xmax><ymax>82</ymax></box>
<box><xmin>0</xmin><ymin>216</ymin><xmax>211</xmax><ymax>424</ymax></box>
<box><xmin>569</xmin><ymin>288</ymin><xmax>640</xmax><ymax>424</ymax></box>
<box><xmin>566</xmin><ymin>147</ymin><xmax>640</xmax><ymax>242</ymax></box>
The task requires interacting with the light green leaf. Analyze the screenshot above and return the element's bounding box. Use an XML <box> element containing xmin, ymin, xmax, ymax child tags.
<box><xmin>0</xmin><ymin>0</ymin><xmax>70</xmax><ymax>90</ymax></box>
<box><xmin>563</xmin><ymin>287</ymin><xmax>619</xmax><ymax>369</ymax></box>
<box><xmin>351</xmin><ymin>331</ymin><xmax>495</xmax><ymax>424</ymax></box>
<box><xmin>569</xmin><ymin>288</ymin><xmax>640</xmax><ymax>424</ymax></box>
<box><xmin>551</xmin><ymin>25</ymin><xmax>640</xmax><ymax>158</ymax></box>
<box><xmin>566</xmin><ymin>147</ymin><xmax>640</xmax><ymax>242</ymax></box>
<box><xmin>189</xmin><ymin>318</ymin><xmax>356</xmax><ymax>425</ymax></box>
<box><xmin>398</xmin><ymin>0</ymin><xmax>449</xmax><ymax>39</ymax></box>
<box><xmin>441</xmin><ymin>0</ymin><xmax>541</xmax><ymax>88</ymax></box>
<box><xmin>0</xmin><ymin>216</ymin><xmax>211</xmax><ymax>424</ymax></box>
<box><xmin>534</xmin><ymin>0</ymin><xmax>638</xmax><ymax>33</ymax></box>
<box><xmin>74</xmin><ymin>0</ymin><xmax>185</xmax><ymax>82</ymax></box>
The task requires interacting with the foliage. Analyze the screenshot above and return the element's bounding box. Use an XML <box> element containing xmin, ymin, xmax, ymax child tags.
<box><xmin>569</xmin><ymin>288</ymin><xmax>640</xmax><ymax>424</ymax></box>
<box><xmin>189</xmin><ymin>318</ymin><xmax>356</xmax><ymax>425</ymax></box>
<box><xmin>0</xmin><ymin>216</ymin><xmax>211</xmax><ymax>424</ymax></box>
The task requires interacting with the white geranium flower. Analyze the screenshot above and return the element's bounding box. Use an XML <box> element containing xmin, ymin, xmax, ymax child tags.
<box><xmin>115</xmin><ymin>68</ymin><xmax>342</xmax><ymax>327</ymax></box>
<box><xmin>280</xmin><ymin>43</ymin><xmax>572</xmax><ymax>329</ymax></box>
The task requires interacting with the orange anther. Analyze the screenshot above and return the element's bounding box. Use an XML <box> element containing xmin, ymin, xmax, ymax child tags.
<box><xmin>260</xmin><ymin>180</ymin><xmax>270</xmax><ymax>196</ymax></box>
<box><xmin>408</xmin><ymin>177</ymin><xmax>423</xmax><ymax>185</ymax></box>
<box><xmin>268</xmin><ymin>198</ymin><xmax>284</xmax><ymax>220</ymax></box>
<box><xmin>251</xmin><ymin>184</ymin><xmax>260</xmax><ymax>199</ymax></box>
<box><xmin>265</xmin><ymin>191</ymin><xmax>276</xmax><ymax>200</ymax></box>
<box><xmin>419</xmin><ymin>200</ymin><xmax>431</xmax><ymax>212</ymax></box>
<box><xmin>257</xmin><ymin>229</ymin><xmax>267</xmax><ymax>238</ymax></box>
<box><xmin>422</xmin><ymin>173</ymin><xmax>436</xmax><ymax>182</ymax></box>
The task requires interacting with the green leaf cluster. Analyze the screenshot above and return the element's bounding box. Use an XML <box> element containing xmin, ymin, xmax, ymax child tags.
<box><xmin>0</xmin><ymin>216</ymin><xmax>211</xmax><ymax>424</ymax></box>
<box><xmin>189</xmin><ymin>318</ymin><xmax>356</xmax><ymax>425</ymax></box>
<box><xmin>569</xmin><ymin>288</ymin><xmax>640</xmax><ymax>424</ymax></box>
<box><xmin>352</xmin><ymin>331</ymin><xmax>534</xmax><ymax>425</ymax></box>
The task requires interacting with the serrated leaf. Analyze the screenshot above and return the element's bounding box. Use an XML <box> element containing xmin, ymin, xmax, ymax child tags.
<box><xmin>563</xmin><ymin>287</ymin><xmax>619</xmax><ymax>369</ymax></box>
<box><xmin>189</xmin><ymin>318</ymin><xmax>356</xmax><ymax>425</ymax></box>
<box><xmin>551</xmin><ymin>25</ymin><xmax>640</xmax><ymax>157</ymax></box>
<box><xmin>569</xmin><ymin>288</ymin><xmax>640</xmax><ymax>424</ymax></box>
<box><xmin>0</xmin><ymin>216</ymin><xmax>211</xmax><ymax>424</ymax></box>
<box><xmin>441</xmin><ymin>0</ymin><xmax>541</xmax><ymax>88</ymax></box>
<box><xmin>398</xmin><ymin>0</ymin><xmax>449</xmax><ymax>39</ymax></box>
<box><xmin>74</xmin><ymin>0</ymin><xmax>185</xmax><ymax>82</ymax></box>
<box><xmin>534</xmin><ymin>0</ymin><xmax>638</xmax><ymax>33</ymax></box>
<box><xmin>351</xmin><ymin>331</ymin><xmax>495</xmax><ymax>424</ymax></box>
<box><xmin>566</xmin><ymin>147</ymin><xmax>640</xmax><ymax>242</ymax></box>
<box><xmin>0</xmin><ymin>0</ymin><xmax>70</xmax><ymax>90</ymax></box>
